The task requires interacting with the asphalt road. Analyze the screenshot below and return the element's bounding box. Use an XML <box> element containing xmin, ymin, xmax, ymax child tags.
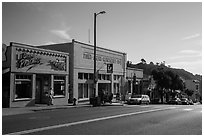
<box><xmin>2</xmin><ymin>104</ymin><xmax>202</xmax><ymax>135</ymax></box>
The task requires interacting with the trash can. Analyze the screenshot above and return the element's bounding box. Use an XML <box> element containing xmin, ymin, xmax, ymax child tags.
<box><xmin>73</xmin><ymin>98</ymin><xmax>77</xmax><ymax>106</ymax></box>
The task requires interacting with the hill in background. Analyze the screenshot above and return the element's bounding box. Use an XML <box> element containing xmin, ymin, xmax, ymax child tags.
<box><xmin>127</xmin><ymin>61</ymin><xmax>202</xmax><ymax>81</ymax></box>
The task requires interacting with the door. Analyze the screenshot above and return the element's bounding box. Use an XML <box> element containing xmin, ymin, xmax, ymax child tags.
<box><xmin>35</xmin><ymin>75</ymin><xmax>51</xmax><ymax>104</ymax></box>
<box><xmin>35</xmin><ymin>77</ymin><xmax>42</xmax><ymax>104</ymax></box>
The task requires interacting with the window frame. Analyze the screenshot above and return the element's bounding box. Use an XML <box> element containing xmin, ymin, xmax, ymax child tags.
<box><xmin>54</xmin><ymin>75</ymin><xmax>66</xmax><ymax>97</ymax></box>
<box><xmin>14</xmin><ymin>74</ymin><xmax>32</xmax><ymax>101</ymax></box>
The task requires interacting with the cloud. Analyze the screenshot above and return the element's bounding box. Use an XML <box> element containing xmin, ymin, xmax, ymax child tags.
<box><xmin>182</xmin><ymin>33</ymin><xmax>200</xmax><ymax>40</ymax></box>
<box><xmin>170</xmin><ymin>60</ymin><xmax>201</xmax><ymax>66</ymax></box>
<box><xmin>42</xmin><ymin>41</ymin><xmax>57</xmax><ymax>45</ymax></box>
<box><xmin>179</xmin><ymin>50</ymin><xmax>200</xmax><ymax>54</ymax></box>
<box><xmin>169</xmin><ymin>49</ymin><xmax>201</xmax><ymax>60</ymax></box>
<box><xmin>169</xmin><ymin>54</ymin><xmax>201</xmax><ymax>60</ymax></box>
<box><xmin>51</xmin><ymin>29</ymin><xmax>71</xmax><ymax>40</ymax></box>
<box><xmin>169</xmin><ymin>60</ymin><xmax>202</xmax><ymax>75</ymax></box>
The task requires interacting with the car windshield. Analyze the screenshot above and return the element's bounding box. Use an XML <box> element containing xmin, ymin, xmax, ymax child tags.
<box><xmin>131</xmin><ymin>95</ymin><xmax>142</xmax><ymax>98</ymax></box>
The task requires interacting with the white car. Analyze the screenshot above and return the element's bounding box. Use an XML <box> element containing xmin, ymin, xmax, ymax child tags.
<box><xmin>127</xmin><ymin>94</ymin><xmax>150</xmax><ymax>105</ymax></box>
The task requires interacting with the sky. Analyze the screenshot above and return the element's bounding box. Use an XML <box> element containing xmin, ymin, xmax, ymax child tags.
<box><xmin>2</xmin><ymin>2</ymin><xmax>202</xmax><ymax>75</ymax></box>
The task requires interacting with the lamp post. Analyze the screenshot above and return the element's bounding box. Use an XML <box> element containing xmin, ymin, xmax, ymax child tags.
<box><xmin>93</xmin><ymin>11</ymin><xmax>106</xmax><ymax>97</ymax></box>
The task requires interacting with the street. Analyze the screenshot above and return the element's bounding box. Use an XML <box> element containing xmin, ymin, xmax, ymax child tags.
<box><xmin>2</xmin><ymin>104</ymin><xmax>202</xmax><ymax>135</ymax></box>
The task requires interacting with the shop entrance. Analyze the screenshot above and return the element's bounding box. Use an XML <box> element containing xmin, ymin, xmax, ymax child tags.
<box><xmin>98</xmin><ymin>83</ymin><xmax>111</xmax><ymax>94</ymax></box>
<box><xmin>35</xmin><ymin>75</ymin><xmax>50</xmax><ymax>104</ymax></box>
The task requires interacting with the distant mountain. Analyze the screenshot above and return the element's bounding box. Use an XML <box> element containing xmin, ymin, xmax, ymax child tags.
<box><xmin>127</xmin><ymin>62</ymin><xmax>202</xmax><ymax>81</ymax></box>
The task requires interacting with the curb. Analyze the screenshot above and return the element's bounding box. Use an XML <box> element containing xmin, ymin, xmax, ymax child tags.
<box><xmin>32</xmin><ymin>104</ymin><xmax>92</xmax><ymax>111</ymax></box>
<box><xmin>2</xmin><ymin>103</ymin><xmax>123</xmax><ymax>116</ymax></box>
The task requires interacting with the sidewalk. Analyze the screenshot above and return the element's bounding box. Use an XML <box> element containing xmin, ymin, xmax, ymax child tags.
<box><xmin>2</xmin><ymin>102</ymin><xmax>123</xmax><ymax>116</ymax></box>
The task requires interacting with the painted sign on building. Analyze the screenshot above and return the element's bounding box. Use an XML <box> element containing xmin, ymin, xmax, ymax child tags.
<box><xmin>83</xmin><ymin>52</ymin><xmax>122</xmax><ymax>65</ymax></box>
<box><xmin>14</xmin><ymin>47</ymin><xmax>67</xmax><ymax>73</ymax></box>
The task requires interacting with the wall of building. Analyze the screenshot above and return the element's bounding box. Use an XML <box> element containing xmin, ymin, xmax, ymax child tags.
<box><xmin>2</xmin><ymin>46</ymin><xmax>11</xmax><ymax>69</ymax></box>
<box><xmin>73</xmin><ymin>40</ymin><xmax>127</xmax><ymax>102</ymax></box>
<box><xmin>3</xmin><ymin>42</ymin><xmax>70</xmax><ymax>107</ymax></box>
<box><xmin>126</xmin><ymin>67</ymin><xmax>143</xmax><ymax>94</ymax></box>
<box><xmin>39</xmin><ymin>39</ymin><xmax>127</xmax><ymax>103</ymax></box>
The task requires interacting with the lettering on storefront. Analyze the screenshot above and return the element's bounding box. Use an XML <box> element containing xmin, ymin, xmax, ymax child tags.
<box><xmin>48</xmin><ymin>59</ymin><xmax>66</xmax><ymax>71</ymax></box>
<box><xmin>16</xmin><ymin>52</ymin><xmax>42</xmax><ymax>69</ymax></box>
<box><xmin>16</xmin><ymin>51</ymin><xmax>66</xmax><ymax>71</ymax></box>
<box><xmin>83</xmin><ymin>52</ymin><xmax>122</xmax><ymax>65</ymax></box>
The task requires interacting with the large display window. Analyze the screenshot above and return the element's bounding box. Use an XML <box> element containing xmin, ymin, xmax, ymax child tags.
<box><xmin>78</xmin><ymin>83</ymin><xmax>89</xmax><ymax>99</ymax></box>
<box><xmin>15</xmin><ymin>74</ymin><xmax>32</xmax><ymax>100</ymax></box>
<box><xmin>54</xmin><ymin>76</ymin><xmax>65</xmax><ymax>97</ymax></box>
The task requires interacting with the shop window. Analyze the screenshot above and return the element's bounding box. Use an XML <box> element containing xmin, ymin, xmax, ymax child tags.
<box><xmin>114</xmin><ymin>83</ymin><xmax>117</xmax><ymax>94</ymax></box>
<box><xmin>84</xmin><ymin>84</ymin><xmax>88</xmax><ymax>98</ymax></box>
<box><xmin>102</xmin><ymin>74</ymin><xmax>106</xmax><ymax>80</ymax></box>
<box><xmin>117</xmin><ymin>75</ymin><xmax>120</xmax><ymax>80</ymax></box>
<box><xmin>107</xmin><ymin>75</ymin><xmax>110</xmax><ymax>80</ymax></box>
<box><xmin>114</xmin><ymin>75</ymin><xmax>117</xmax><ymax>80</ymax></box>
<box><xmin>117</xmin><ymin>83</ymin><xmax>119</xmax><ymax>93</ymax></box>
<box><xmin>78</xmin><ymin>83</ymin><xmax>89</xmax><ymax>99</ymax></box>
<box><xmin>84</xmin><ymin>73</ymin><xmax>88</xmax><ymax>80</ymax></box>
<box><xmin>15</xmin><ymin>74</ymin><xmax>32</xmax><ymax>100</ymax></box>
<box><xmin>89</xmin><ymin>73</ymin><xmax>93</xmax><ymax>80</ymax></box>
<box><xmin>78</xmin><ymin>73</ymin><xmax>83</xmax><ymax>79</ymax></box>
<box><xmin>78</xmin><ymin>83</ymin><xmax>83</xmax><ymax>99</ymax></box>
<box><xmin>89</xmin><ymin>84</ymin><xmax>94</xmax><ymax>97</ymax></box>
<box><xmin>98</xmin><ymin>74</ymin><xmax>102</xmax><ymax>80</ymax></box>
<box><xmin>54</xmin><ymin>76</ymin><xmax>65</xmax><ymax>96</ymax></box>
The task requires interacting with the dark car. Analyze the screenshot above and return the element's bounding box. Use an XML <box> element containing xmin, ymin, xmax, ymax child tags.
<box><xmin>168</xmin><ymin>98</ymin><xmax>181</xmax><ymax>105</ymax></box>
<box><xmin>180</xmin><ymin>98</ymin><xmax>189</xmax><ymax>105</ymax></box>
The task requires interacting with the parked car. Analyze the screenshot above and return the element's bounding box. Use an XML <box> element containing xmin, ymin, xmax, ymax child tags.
<box><xmin>188</xmin><ymin>99</ymin><xmax>194</xmax><ymax>105</ymax></box>
<box><xmin>167</xmin><ymin>98</ymin><xmax>181</xmax><ymax>105</ymax></box>
<box><xmin>180</xmin><ymin>98</ymin><xmax>189</xmax><ymax>105</ymax></box>
<box><xmin>127</xmin><ymin>94</ymin><xmax>150</xmax><ymax>105</ymax></box>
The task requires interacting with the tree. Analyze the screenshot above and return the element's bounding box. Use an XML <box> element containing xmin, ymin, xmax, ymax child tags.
<box><xmin>151</xmin><ymin>68</ymin><xmax>184</xmax><ymax>103</ymax></box>
<box><xmin>141</xmin><ymin>58</ymin><xmax>146</xmax><ymax>64</ymax></box>
<box><xmin>151</xmin><ymin>68</ymin><xmax>166</xmax><ymax>103</ymax></box>
<box><xmin>185</xmin><ymin>89</ymin><xmax>194</xmax><ymax>99</ymax></box>
<box><xmin>150</xmin><ymin>62</ymin><xmax>154</xmax><ymax>65</ymax></box>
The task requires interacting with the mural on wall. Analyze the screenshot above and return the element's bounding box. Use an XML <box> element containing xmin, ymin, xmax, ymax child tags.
<box><xmin>15</xmin><ymin>48</ymin><xmax>66</xmax><ymax>72</ymax></box>
<box><xmin>16</xmin><ymin>52</ymin><xmax>43</xmax><ymax>71</ymax></box>
<box><xmin>48</xmin><ymin>59</ymin><xmax>66</xmax><ymax>71</ymax></box>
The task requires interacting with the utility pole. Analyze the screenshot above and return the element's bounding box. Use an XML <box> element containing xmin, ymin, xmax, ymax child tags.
<box><xmin>93</xmin><ymin>11</ymin><xmax>106</xmax><ymax>98</ymax></box>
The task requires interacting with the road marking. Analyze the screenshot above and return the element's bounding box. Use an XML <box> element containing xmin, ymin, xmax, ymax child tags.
<box><xmin>183</xmin><ymin>108</ymin><xmax>193</xmax><ymax>111</ymax></box>
<box><xmin>124</xmin><ymin>105</ymin><xmax>138</xmax><ymax>107</ymax></box>
<box><xmin>168</xmin><ymin>106</ymin><xmax>177</xmax><ymax>109</ymax></box>
<box><xmin>139</xmin><ymin>105</ymin><xmax>149</xmax><ymax>108</ymax></box>
<box><xmin>6</xmin><ymin>107</ymin><xmax>175</xmax><ymax>135</ymax></box>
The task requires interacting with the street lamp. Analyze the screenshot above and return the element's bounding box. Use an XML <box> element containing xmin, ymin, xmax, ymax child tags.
<box><xmin>93</xmin><ymin>11</ymin><xmax>106</xmax><ymax>97</ymax></box>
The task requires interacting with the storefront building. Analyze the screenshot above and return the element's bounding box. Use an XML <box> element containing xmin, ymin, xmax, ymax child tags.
<box><xmin>126</xmin><ymin>67</ymin><xmax>143</xmax><ymax>94</ymax></box>
<box><xmin>40</xmin><ymin>39</ymin><xmax>127</xmax><ymax>103</ymax></box>
<box><xmin>2</xmin><ymin>42</ymin><xmax>69</xmax><ymax>107</ymax></box>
